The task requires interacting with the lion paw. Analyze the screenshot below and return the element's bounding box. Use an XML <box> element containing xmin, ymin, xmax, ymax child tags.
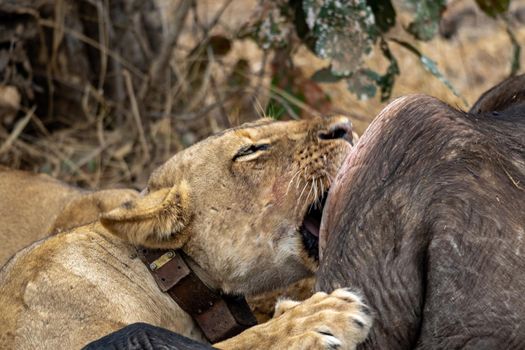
<box><xmin>273</xmin><ymin>298</ymin><xmax>301</xmax><ymax>317</ymax></box>
<box><xmin>215</xmin><ymin>288</ymin><xmax>372</xmax><ymax>350</ymax></box>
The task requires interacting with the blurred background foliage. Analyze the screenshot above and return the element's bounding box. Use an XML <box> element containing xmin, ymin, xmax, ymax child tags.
<box><xmin>257</xmin><ymin>0</ymin><xmax>518</xmax><ymax>103</ymax></box>
<box><xmin>0</xmin><ymin>0</ymin><xmax>523</xmax><ymax>189</ymax></box>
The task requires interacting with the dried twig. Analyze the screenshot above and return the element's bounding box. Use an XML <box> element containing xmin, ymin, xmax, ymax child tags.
<box><xmin>91</xmin><ymin>0</ymin><xmax>110</xmax><ymax>91</ymax></box>
<box><xmin>174</xmin><ymin>92</ymin><xmax>237</xmax><ymax>121</ymax></box>
<box><xmin>0</xmin><ymin>0</ymin><xmax>274</xmax><ymax>189</ymax></box>
<box><xmin>269</xmin><ymin>84</ymin><xmax>322</xmax><ymax>119</ymax></box>
<box><xmin>202</xmin><ymin>0</ymin><xmax>234</xmax><ymax>36</ymax></box>
<box><xmin>39</xmin><ymin>141</ymin><xmax>95</xmax><ymax>186</ymax></box>
<box><xmin>139</xmin><ymin>0</ymin><xmax>193</xmax><ymax>99</ymax></box>
<box><xmin>123</xmin><ymin>69</ymin><xmax>150</xmax><ymax>161</ymax></box>
<box><xmin>51</xmin><ymin>0</ymin><xmax>66</xmax><ymax>71</ymax></box>
<box><xmin>0</xmin><ymin>107</ymin><xmax>35</xmax><ymax>156</ymax></box>
<box><xmin>250</xmin><ymin>49</ymin><xmax>269</xmax><ymax>111</ymax></box>
<box><xmin>38</xmin><ymin>18</ymin><xmax>145</xmax><ymax>80</ymax></box>
<box><xmin>209</xmin><ymin>72</ymin><xmax>230</xmax><ymax>127</ymax></box>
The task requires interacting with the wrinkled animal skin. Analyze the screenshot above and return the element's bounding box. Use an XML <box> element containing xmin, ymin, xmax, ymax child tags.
<box><xmin>317</xmin><ymin>75</ymin><xmax>525</xmax><ymax>349</ymax></box>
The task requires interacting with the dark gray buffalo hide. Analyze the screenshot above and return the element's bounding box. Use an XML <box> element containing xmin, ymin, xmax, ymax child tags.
<box><xmin>317</xmin><ymin>75</ymin><xmax>525</xmax><ymax>350</ymax></box>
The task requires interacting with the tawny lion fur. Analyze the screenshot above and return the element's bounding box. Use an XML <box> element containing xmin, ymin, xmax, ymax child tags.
<box><xmin>0</xmin><ymin>117</ymin><xmax>371</xmax><ymax>349</ymax></box>
<box><xmin>0</xmin><ymin>165</ymin><xmax>309</xmax><ymax>322</ymax></box>
<box><xmin>0</xmin><ymin>166</ymin><xmax>138</xmax><ymax>266</ymax></box>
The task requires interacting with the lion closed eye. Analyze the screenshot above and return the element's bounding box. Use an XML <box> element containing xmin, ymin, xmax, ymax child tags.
<box><xmin>0</xmin><ymin>116</ymin><xmax>354</xmax><ymax>349</ymax></box>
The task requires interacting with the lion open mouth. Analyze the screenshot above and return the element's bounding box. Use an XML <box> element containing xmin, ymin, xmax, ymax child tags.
<box><xmin>300</xmin><ymin>191</ymin><xmax>328</xmax><ymax>261</ymax></box>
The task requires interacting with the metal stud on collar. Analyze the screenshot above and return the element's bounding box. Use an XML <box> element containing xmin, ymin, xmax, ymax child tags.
<box><xmin>149</xmin><ymin>250</ymin><xmax>176</xmax><ymax>271</ymax></box>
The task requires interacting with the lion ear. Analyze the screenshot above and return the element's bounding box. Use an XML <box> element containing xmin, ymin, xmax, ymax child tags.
<box><xmin>52</xmin><ymin>189</ymin><xmax>139</xmax><ymax>234</ymax></box>
<box><xmin>100</xmin><ymin>181</ymin><xmax>191</xmax><ymax>249</ymax></box>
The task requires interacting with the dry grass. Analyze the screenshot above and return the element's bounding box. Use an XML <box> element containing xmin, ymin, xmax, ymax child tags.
<box><xmin>0</xmin><ymin>0</ymin><xmax>523</xmax><ymax>189</ymax></box>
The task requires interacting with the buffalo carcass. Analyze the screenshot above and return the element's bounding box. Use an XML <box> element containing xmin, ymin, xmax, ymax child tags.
<box><xmin>318</xmin><ymin>75</ymin><xmax>525</xmax><ymax>349</ymax></box>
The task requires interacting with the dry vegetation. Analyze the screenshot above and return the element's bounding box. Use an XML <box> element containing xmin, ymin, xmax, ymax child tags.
<box><xmin>0</xmin><ymin>0</ymin><xmax>524</xmax><ymax>190</ymax></box>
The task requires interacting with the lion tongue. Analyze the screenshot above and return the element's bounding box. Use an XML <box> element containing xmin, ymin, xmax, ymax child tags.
<box><xmin>304</xmin><ymin>216</ymin><xmax>320</xmax><ymax>237</ymax></box>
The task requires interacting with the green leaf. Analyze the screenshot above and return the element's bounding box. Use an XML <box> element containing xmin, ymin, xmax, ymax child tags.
<box><xmin>266</xmin><ymin>74</ymin><xmax>304</xmax><ymax>120</ymax></box>
<box><xmin>390</xmin><ymin>38</ymin><xmax>467</xmax><ymax>105</ymax></box>
<box><xmin>311</xmin><ymin>67</ymin><xmax>347</xmax><ymax>83</ymax></box>
<box><xmin>372</xmin><ymin>38</ymin><xmax>400</xmax><ymax>101</ymax></box>
<box><xmin>475</xmin><ymin>0</ymin><xmax>510</xmax><ymax>17</ymax></box>
<box><xmin>255</xmin><ymin>7</ymin><xmax>291</xmax><ymax>50</ymax></box>
<box><xmin>350</xmin><ymin>42</ymin><xmax>399</xmax><ymax>101</ymax></box>
<box><xmin>312</xmin><ymin>40</ymin><xmax>398</xmax><ymax>101</ymax></box>
<box><xmin>291</xmin><ymin>0</ymin><xmax>316</xmax><ymax>51</ymax></box>
<box><xmin>304</xmin><ymin>0</ymin><xmax>378</xmax><ymax>75</ymax></box>
<box><xmin>265</xmin><ymin>99</ymin><xmax>286</xmax><ymax>120</ymax></box>
<box><xmin>367</xmin><ymin>0</ymin><xmax>396</xmax><ymax>33</ymax></box>
<box><xmin>506</xmin><ymin>26</ymin><xmax>521</xmax><ymax>76</ymax></box>
<box><xmin>405</xmin><ymin>0</ymin><xmax>446</xmax><ymax>41</ymax></box>
<box><xmin>87</xmin><ymin>159</ymin><xmax>97</xmax><ymax>173</ymax></box>
<box><xmin>315</xmin><ymin>40</ymin><xmax>399</xmax><ymax>101</ymax></box>
<box><xmin>347</xmin><ymin>70</ymin><xmax>377</xmax><ymax>100</ymax></box>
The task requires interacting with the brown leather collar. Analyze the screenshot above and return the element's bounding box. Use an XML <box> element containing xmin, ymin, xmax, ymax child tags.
<box><xmin>136</xmin><ymin>247</ymin><xmax>257</xmax><ymax>343</ymax></box>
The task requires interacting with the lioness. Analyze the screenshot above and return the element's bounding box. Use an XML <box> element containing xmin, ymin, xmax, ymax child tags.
<box><xmin>0</xmin><ymin>166</ymin><xmax>311</xmax><ymax>322</ymax></box>
<box><xmin>0</xmin><ymin>116</ymin><xmax>372</xmax><ymax>349</ymax></box>
<box><xmin>317</xmin><ymin>75</ymin><xmax>525</xmax><ymax>349</ymax></box>
<box><xmin>0</xmin><ymin>167</ymin><xmax>138</xmax><ymax>265</ymax></box>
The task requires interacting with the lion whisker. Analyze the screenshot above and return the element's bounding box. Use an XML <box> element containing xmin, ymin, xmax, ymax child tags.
<box><xmin>312</xmin><ymin>178</ymin><xmax>319</xmax><ymax>208</ymax></box>
<box><xmin>299</xmin><ymin>166</ymin><xmax>309</xmax><ymax>189</ymax></box>
<box><xmin>322</xmin><ymin>169</ymin><xmax>334</xmax><ymax>185</ymax></box>
<box><xmin>286</xmin><ymin>169</ymin><xmax>302</xmax><ymax>196</ymax></box>
<box><xmin>316</xmin><ymin>178</ymin><xmax>324</xmax><ymax>210</ymax></box>
<box><xmin>297</xmin><ymin>181</ymin><xmax>309</xmax><ymax>207</ymax></box>
<box><xmin>306</xmin><ymin>180</ymin><xmax>315</xmax><ymax>207</ymax></box>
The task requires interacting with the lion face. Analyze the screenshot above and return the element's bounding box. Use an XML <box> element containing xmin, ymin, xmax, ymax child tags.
<box><xmin>101</xmin><ymin>117</ymin><xmax>353</xmax><ymax>295</ymax></box>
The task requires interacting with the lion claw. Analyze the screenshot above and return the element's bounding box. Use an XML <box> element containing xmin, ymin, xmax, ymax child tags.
<box><xmin>215</xmin><ymin>288</ymin><xmax>372</xmax><ymax>350</ymax></box>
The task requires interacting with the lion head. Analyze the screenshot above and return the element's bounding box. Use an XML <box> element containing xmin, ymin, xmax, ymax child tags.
<box><xmin>101</xmin><ymin>116</ymin><xmax>353</xmax><ymax>295</ymax></box>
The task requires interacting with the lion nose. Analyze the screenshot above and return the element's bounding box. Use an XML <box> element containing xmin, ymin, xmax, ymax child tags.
<box><xmin>318</xmin><ymin>117</ymin><xmax>353</xmax><ymax>144</ymax></box>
